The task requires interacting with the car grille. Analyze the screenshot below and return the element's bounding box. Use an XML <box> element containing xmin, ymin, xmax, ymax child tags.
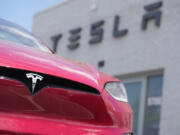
<box><xmin>0</xmin><ymin>66</ymin><xmax>100</xmax><ymax>96</ymax></box>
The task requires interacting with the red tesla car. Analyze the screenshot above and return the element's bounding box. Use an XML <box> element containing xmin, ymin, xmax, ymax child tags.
<box><xmin>0</xmin><ymin>18</ymin><xmax>133</xmax><ymax>135</ymax></box>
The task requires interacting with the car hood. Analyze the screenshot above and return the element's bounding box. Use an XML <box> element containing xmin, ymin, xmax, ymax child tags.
<box><xmin>0</xmin><ymin>40</ymin><xmax>113</xmax><ymax>91</ymax></box>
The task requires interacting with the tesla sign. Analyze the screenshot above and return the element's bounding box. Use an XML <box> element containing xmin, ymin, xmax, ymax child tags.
<box><xmin>51</xmin><ymin>1</ymin><xmax>163</xmax><ymax>52</ymax></box>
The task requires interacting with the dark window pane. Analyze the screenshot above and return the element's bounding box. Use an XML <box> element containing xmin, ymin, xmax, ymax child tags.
<box><xmin>147</xmin><ymin>74</ymin><xmax>163</xmax><ymax>97</ymax></box>
<box><xmin>144</xmin><ymin>105</ymin><xmax>161</xmax><ymax>135</ymax></box>
<box><xmin>144</xmin><ymin>74</ymin><xmax>163</xmax><ymax>135</ymax></box>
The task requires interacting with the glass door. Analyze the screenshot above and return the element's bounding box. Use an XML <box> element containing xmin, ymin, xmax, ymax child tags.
<box><xmin>121</xmin><ymin>77</ymin><xmax>146</xmax><ymax>135</ymax></box>
<box><xmin>124</xmin><ymin>81</ymin><xmax>142</xmax><ymax>135</ymax></box>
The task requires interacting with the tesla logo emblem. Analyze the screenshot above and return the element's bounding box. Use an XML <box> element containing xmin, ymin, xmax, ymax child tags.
<box><xmin>26</xmin><ymin>73</ymin><xmax>43</xmax><ymax>93</ymax></box>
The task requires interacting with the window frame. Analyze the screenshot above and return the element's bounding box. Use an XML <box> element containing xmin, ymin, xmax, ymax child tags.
<box><xmin>117</xmin><ymin>70</ymin><xmax>163</xmax><ymax>135</ymax></box>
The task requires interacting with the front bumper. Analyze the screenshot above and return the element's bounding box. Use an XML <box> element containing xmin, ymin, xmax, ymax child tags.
<box><xmin>0</xmin><ymin>113</ymin><xmax>132</xmax><ymax>135</ymax></box>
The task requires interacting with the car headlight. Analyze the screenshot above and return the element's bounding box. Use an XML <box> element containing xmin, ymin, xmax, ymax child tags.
<box><xmin>105</xmin><ymin>82</ymin><xmax>128</xmax><ymax>102</ymax></box>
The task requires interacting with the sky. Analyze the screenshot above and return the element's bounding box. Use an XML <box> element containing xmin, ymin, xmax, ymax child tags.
<box><xmin>0</xmin><ymin>0</ymin><xmax>62</xmax><ymax>31</ymax></box>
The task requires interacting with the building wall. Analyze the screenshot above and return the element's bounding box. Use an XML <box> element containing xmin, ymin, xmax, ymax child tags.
<box><xmin>33</xmin><ymin>0</ymin><xmax>180</xmax><ymax>134</ymax></box>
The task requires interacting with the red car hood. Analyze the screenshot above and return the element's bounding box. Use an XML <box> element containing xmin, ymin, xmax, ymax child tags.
<box><xmin>0</xmin><ymin>40</ymin><xmax>117</xmax><ymax>91</ymax></box>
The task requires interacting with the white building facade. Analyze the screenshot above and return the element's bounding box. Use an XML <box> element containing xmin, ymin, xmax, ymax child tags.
<box><xmin>33</xmin><ymin>0</ymin><xmax>180</xmax><ymax>135</ymax></box>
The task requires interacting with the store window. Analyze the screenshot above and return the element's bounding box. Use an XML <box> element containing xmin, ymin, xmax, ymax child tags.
<box><xmin>121</xmin><ymin>73</ymin><xmax>163</xmax><ymax>135</ymax></box>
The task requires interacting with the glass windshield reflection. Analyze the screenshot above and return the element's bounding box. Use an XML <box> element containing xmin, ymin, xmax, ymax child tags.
<box><xmin>0</xmin><ymin>18</ymin><xmax>51</xmax><ymax>53</ymax></box>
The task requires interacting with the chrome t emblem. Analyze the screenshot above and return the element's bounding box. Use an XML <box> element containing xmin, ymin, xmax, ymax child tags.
<box><xmin>26</xmin><ymin>73</ymin><xmax>43</xmax><ymax>93</ymax></box>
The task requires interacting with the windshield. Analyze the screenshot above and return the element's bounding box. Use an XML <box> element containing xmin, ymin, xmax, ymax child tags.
<box><xmin>0</xmin><ymin>18</ymin><xmax>52</xmax><ymax>53</ymax></box>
